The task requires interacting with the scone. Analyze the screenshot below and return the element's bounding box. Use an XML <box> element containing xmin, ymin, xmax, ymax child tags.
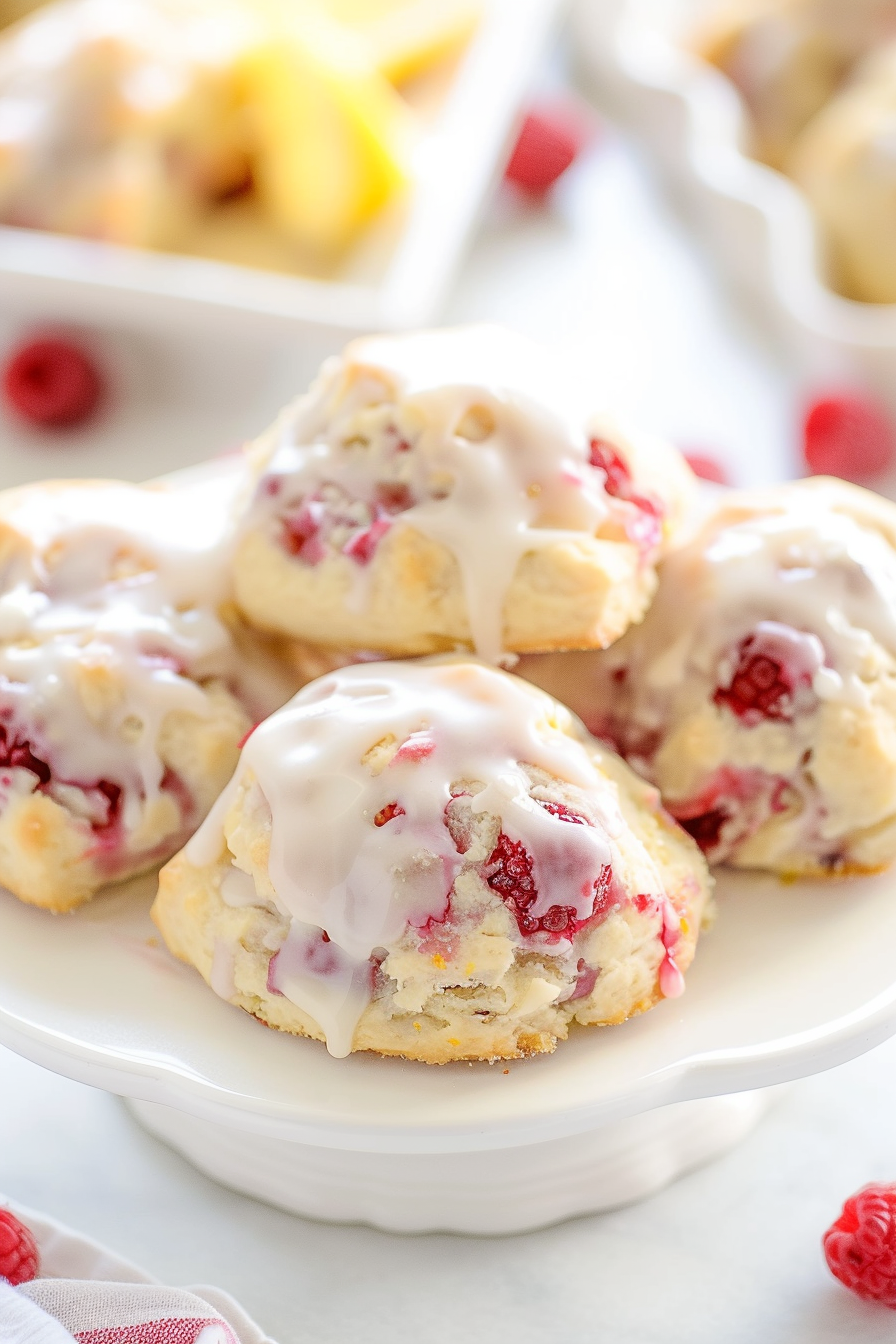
<box><xmin>789</xmin><ymin>42</ymin><xmax>896</xmax><ymax>303</ymax></box>
<box><xmin>232</xmin><ymin>325</ymin><xmax>695</xmax><ymax>665</ymax></box>
<box><xmin>153</xmin><ymin>659</ymin><xmax>712</xmax><ymax>1063</ymax></box>
<box><xmin>522</xmin><ymin>477</ymin><xmax>896</xmax><ymax>878</ymax></box>
<box><xmin>0</xmin><ymin>473</ymin><xmax>294</xmax><ymax>913</ymax></box>
<box><xmin>695</xmin><ymin>0</ymin><xmax>896</xmax><ymax>168</ymax></box>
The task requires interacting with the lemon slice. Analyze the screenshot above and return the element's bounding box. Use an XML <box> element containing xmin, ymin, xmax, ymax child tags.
<box><xmin>235</xmin><ymin>3</ymin><xmax>414</xmax><ymax>253</ymax></box>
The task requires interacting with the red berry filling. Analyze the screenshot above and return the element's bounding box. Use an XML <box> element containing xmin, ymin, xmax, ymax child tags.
<box><xmin>2</xmin><ymin>337</ymin><xmax>104</xmax><ymax>429</ymax></box>
<box><xmin>0</xmin><ymin>1209</ymin><xmax>39</xmax><ymax>1285</ymax></box>
<box><xmin>0</xmin><ymin>721</ymin><xmax>50</xmax><ymax>786</ymax></box>
<box><xmin>714</xmin><ymin>626</ymin><xmax>819</xmax><ymax>725</ymax></box>
<box><xmin>0</xmin><ymin>707</ymin><xmax>191</xmax><ymax>873</ymax></box>
<box><xmin>341</xmin><ymin>515</ymin><xmax>392</xmax><ymax>565</ymax></box>
<box><xmin>824</xmin><ymin>1182</ymin><xmax>896</xmax><ymax>1308</ymax></box>
<box><xmin>485</xmin><ymin>806</ymin><xmax>614</xmax><ymax>939</ymax></box>
<box><xmin>668</xmin><ymin>766</ymin><xmax>791</xmax><ymax>862</ymax></box>
<box><xmin>589</xmin><ymin>438</ymin><xmax>663</xmax><ymax>552</ymax></box>
<box><xmin>282</xmin><ymin>500</ymin><xmax>328</xmax><ymax>565</ymax></box>
<box><xmin>278</xmin><ymin>480</ymin><xmax>415</xmax><ymax>569</ymax></box>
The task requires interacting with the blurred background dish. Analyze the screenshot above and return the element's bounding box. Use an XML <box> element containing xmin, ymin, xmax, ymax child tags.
<box><xmin>0</xmin><ymin>0</ymin><xmax>561</xmax><ymax>485</ymax></box>
<box><xmin>573</xmin><ymin>0</ymin><xmax>896</xmax><ymax>422</ymax></box>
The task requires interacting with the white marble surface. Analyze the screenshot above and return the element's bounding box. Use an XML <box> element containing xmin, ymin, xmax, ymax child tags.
<box><xmin>2</xmin><ymin>63</ymin><xmax>895</xmax><ymax>1344</ymax></box>
<box><xmin>3</xmin><ymin>1039</ymin><xmax>896</xmax><ymax>1343</ymax></box>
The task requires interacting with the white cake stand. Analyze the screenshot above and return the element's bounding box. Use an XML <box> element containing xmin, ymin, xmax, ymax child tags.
<box><xmin>2</xmin><ymin>866</ymin><xmax>895</xmax><ymax>1233</ymax></box>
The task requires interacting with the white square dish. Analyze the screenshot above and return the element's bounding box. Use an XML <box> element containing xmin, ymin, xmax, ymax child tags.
<box><xmin>0</xmin><ymin>0</ymin><xmax>563</xmax><ymax>340</ymax></box>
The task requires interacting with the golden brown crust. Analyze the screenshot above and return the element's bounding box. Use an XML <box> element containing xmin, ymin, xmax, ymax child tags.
<box><xmin>153</xmin><ymin>727</ymin><xmax>712</xmax><ymax>1064</ymax></box>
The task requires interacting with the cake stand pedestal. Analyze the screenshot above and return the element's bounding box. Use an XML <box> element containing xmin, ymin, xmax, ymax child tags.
<box><xmin>3</xmin><ymin>867</ymin><xmax>896</xmax><ymax>1237</ymax></box>
<box><xmin>127</xmin><ymin>1089</ymin><xmax>770</xmax><ymax>1235</ymax></box>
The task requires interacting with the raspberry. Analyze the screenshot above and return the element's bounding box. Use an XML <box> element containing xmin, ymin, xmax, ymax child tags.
<box><xmin>714</xmin><ymin>632</ymin><xmax>811</xmax><ymax>724</ymax></box>
<box><xmin>2</xmin><ymin>337</ymin><xmax>103</xmax><ymax>429</ymax></box>
<box><xmin>683</xmin><ymin>451</ymin><xmax>729</xmax><ymax>485</ymax></box>
<box><xmin>589</xmin><ymin>438</ymin><xmax>663</xmax><ymax>549</ymax></box>
<box><xmin>485</xmin><ymin>820</ymin><xmax>613</xmax><ymax>939</ymax></box>
<box><xmin>824</xmin><ymin>1183</ymin><xmax>896</xmax><ymax>1308</ymax></box>
<box><xmin>0</xmin><ymin>1209</ymin><xmax>39</xmax><ymax>1285</ymax></box>
<box><xmin>803</xmin><ymin>395</ymin><xmax>895</xmax><ymax>482</ymax></box>
<box><xmin>504</xmin><ymin>103</ymin><xmax>589</xmax><ymax>195</ymax></box>
<box><xmin>374</xmin><ymin>801</ymin><xmax>405</xmax><ymax>827</ymax></box>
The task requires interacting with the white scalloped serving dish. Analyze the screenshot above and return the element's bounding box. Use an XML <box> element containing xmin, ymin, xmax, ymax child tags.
<box><xmin>0</xmin><ymin>0</ymin><xmax>561</xmax><ymax>341</ymax></box>
<box><xmin>573</xmin><ymin>0</ymin><xmax>896</xmax><ymax>409</ymax></box>
<box><xmin>1</xmin><ymin>864</ymin><xmax>895</xmax><ymax>1159</ymax></box>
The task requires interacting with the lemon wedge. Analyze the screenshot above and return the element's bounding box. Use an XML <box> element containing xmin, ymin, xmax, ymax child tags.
<box><xmin>235</xmin><ymin>2</ymin><xmax>414</xmax><ymax>253</ymax></box>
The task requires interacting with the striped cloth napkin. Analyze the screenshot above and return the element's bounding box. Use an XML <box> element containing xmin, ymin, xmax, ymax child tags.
<box><xmin>0</xmin><ymin>1200</ymin><xmax>273</xmax><ymax>1344</ymax></box>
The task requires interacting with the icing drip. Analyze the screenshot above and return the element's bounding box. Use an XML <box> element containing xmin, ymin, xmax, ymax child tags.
<box><xmin>186</xmin><ymin>660</ymin><xmax>676</xmax><ymax>1057</ymax></box>
<box><xmin>0</xmin><ymin>465</ymin><xmax>275</xmax><ymax>856</ymax></box>
<box><xmin>526</xmin><ymin>486</ymin><xmax>896</xmax><ymax>866</ymax></box>
<box><xmin>630</xmin><ymin>500</ymin><xmax>896</xmax><ymax>717</ymax></box>
<box><xmin>248</xmin><ymin>327</ymin><xmax>665</xmax><ymax>664</ymax></box>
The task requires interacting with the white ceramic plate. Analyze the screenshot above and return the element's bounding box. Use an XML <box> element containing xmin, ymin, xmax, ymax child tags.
<box><xmin>573</xmin><ymin>0</ymin><xmax>896</xmax><ymax>410</ymax></box>
<box><xmin>2</xmin><ymin>864</ymin><xmax>895</xmax><ymax>1153</ymax></box>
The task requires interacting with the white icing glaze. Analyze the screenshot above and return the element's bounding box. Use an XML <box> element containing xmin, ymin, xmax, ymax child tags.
<box><xmin>0</xmin><ymin>467</ymin><xmax>267</xmax><ymax>853</ymax></box>
<box><xmin>247</xmin><ymin>326</ymin><xmax>666</xmax><ymax>664</ymax></box>
<box><xmin>632</xmin><ymin>501</ymin><xmax>896</xmax><ymax>713</ymax></box>
<box><xmin>523</xmin><ymin>486</ymin><xmax>896</xmax><ymax>866</ymax></box>
<box><xmin>186</xmin><ymin>659</ymin><xmax>677</xmax><ymax>1056</ymax></box>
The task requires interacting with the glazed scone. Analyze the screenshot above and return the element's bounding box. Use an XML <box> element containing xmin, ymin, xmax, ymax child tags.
<box><xmin>789</xmin><ymin>42</ymin><xmax>896</xmax><ymax>302</ymax></box>
<box><xmin>522</xmin><ymin>477</ymin><xmax>896</xmax><ymax>878</ymax></box>
<box><xmin>0</xmin><ymin>472</ymin><xmax>295</xmax><ymax>913</ymax></box>
<box><xmin>695</xmin><ymin>0</ymin><xmax>896</xmax><ymax>168</ymax></box>
<box><xmin>153</xmin><ymin>660</ymin><xmax>712</xmax><ymax>1064</ymax></box>
<box><xmin>232</xmin><ymin>326</ymin><xmax>695</xmax><ymax>664</ymax></box>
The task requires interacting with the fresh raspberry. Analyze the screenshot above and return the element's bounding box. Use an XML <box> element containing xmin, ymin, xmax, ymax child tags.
<box><xmin>504</xmin><ymin>103</ymin><xmax>590</xmax><ymax>195</ymax></box>
<box><xmin>803</xmin><ymin>394</ymin><xmax>895</xmax><ymax>482</ymax></box>
<box><xmin>2</xmin><ymin>337</ymin><xmax>103</xmax><ymax>429</ymax></box>
<box><xmin>824</xmin><ymin>1183</ymin><xmax>896</xmax><ymax>1308</ymax></box>
<box><xmin>714</xmin><ymin>632</ymin><xmax>813</xmax><ymax>724</ymax></box>
<box><xmin>374</xmin><ymin>801</ymin><xmax>405</xmax><ymax>827</ymax></box>
<box><xmin>683</xmin><ymin>451</ymin><xmax>729</xmax><ymax>485</ymax></box>
<box><xmin>0</xmin><ymin>1209</ymin><xmax>39</xmax><ymax>1285</ymax></box>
